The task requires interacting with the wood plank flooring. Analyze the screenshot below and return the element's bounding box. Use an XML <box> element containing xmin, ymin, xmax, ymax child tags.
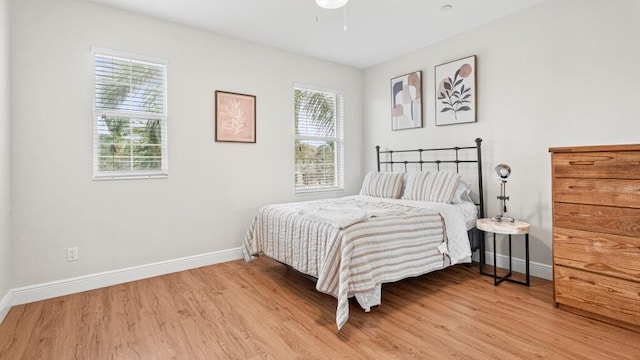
<box><xmin>1</xmin><ymin>258</ymin><xmax>639</xmax><ymax>359</ymax></box>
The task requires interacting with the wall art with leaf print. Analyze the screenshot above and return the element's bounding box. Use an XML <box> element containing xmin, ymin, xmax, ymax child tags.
<box><xmin>391</xmin><ymin>70</ymin><xmax>422</xmax><ymax>130</ymax></box>
<box><xmin>435</xmin><ymin>55</ymin><xmax>476</xmax><ymax>126</ymax></box>
<box><xmin>215</xmin><ymin>91</ymin><xmax>256</xmax><ymax>143</ymax></box>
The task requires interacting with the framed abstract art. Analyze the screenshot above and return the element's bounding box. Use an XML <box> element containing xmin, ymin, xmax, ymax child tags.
<box><xmin>391</xmin><ymin>70</ymin><xmax>422</xmax><ymax>130</ymax></box>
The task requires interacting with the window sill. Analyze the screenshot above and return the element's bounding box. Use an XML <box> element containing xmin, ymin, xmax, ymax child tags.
<box><xmin>295</xmin><ymin>187</ymin><xmax>344</xmax><ymax>196</ymax></box>
<box><xmin>93</xmin><ymin>174</ymin><xmax>168</xmax><ymax>181</ymax></box>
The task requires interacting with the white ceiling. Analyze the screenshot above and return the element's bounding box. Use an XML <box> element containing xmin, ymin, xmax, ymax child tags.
<box><xmin>87</xmin><ymin>0</ymin><xmax>543</xmax><ymax>69</ymax></box>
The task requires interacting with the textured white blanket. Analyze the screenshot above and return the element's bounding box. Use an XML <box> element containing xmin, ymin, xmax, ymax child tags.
<box><xmin>298</xmin><ymin>203</ymin><xmax>404</xmax><ymax>228</ymax></box>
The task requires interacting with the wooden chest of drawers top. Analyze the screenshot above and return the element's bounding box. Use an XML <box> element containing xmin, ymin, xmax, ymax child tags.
<box><xmin>550</xmin><ymin>143</ymin><xmax>640</xmax><ymax>238</ymax></box>
<box><xmin>550</xmin><ymin>144</ymin><xmax>640</xmax><ymax>180</ymax></box>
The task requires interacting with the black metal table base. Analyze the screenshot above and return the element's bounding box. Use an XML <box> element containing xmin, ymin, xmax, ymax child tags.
<box><xmin>479</xmin><ymin>232</ymin><xmax>530</xmax><ymax>287</ymax></box>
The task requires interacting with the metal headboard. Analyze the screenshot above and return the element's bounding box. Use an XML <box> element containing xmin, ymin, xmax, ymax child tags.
<box><xmin>375</xmin><ymin>138</ymin><xmax>485</xmax><ymax>219</ymax></box>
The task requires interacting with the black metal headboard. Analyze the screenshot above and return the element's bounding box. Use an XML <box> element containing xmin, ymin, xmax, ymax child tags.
<box><xmin>375</xmin><ymin>138</ymin><xmax>485</xmax><ymax>220</ymax></box>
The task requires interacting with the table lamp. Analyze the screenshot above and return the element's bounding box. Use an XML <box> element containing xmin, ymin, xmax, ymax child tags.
<box><xmin>492</xmin><ymin>164</ymin><xmax>514</xmax><ymax>222</ymax></box>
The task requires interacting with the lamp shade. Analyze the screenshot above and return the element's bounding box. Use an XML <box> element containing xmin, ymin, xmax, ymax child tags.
<box><xmin>495</xmin><ymin>164</ymin><xmax>511</xmax><ymax>179</ymax></box>
<box><xmin>316</xmin><ymin>0</ymin><xmax>349</xmax><ymax>9</ymax></box>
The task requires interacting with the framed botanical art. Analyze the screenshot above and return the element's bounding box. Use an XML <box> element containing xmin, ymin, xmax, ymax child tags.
<box><xmin>215</xmin><ymin>90</ymin><xmax>256</xmax><ymax>143</ymax></box>
<box><xmin>391</xmin><ymin>70</ymin><xmax>422</xmax><ymax>130</ymax></box>
<box><xmin>435</xmin><ymin>55</ymin><xmax>476</xmax><ymax>126</ymax></box>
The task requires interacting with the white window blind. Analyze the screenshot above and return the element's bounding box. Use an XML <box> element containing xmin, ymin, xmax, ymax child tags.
<box><xmin>294</xmin><ymin>85</ymin><xmax>344</xmax><ymax>194</ymax></box>
<box><xmin>92</xmin><ymin>48</ymin><xmax>168</xmax><ymax>179</ymax></box>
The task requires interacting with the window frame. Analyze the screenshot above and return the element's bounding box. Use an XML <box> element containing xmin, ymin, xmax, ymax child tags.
<box><xmin>91</xmin><ymin>47</ymin><xmax>168</xmax><ymax>180</ymax></box>
<box><xmin>294</xmin><ymin>84</ymin><xmax>345</xmax><ymax>195</ymax></box>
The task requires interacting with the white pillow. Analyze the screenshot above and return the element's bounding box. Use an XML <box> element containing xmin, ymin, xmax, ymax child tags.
<box><xmin>360</xmin><ymin>171</ymin><xmax>404</xmax><ymax>199</ymax></box>
<box><xmin>451</xmin><ymin>179</ymin><xmax>473</xmax><ymax>204</ymax></box>
<box><xmin>402</xmin><ymin>171</ymin><xmax>462</xmax><ymax>203</ymax></box>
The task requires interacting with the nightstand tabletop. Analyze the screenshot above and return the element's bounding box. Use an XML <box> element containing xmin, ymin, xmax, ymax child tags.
<box><xmin>476</xmin><ymin>218</ymin><xmax>530</xmax><ymax>235</ymax></box>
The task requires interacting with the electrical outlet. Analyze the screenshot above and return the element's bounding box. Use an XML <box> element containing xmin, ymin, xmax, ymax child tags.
<box><xmin>67</xmin><ymin>247</ymin><xmax>79</xmax><ymax>262</ymax></box>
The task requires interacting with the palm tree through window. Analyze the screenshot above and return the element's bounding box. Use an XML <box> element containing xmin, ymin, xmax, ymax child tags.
<box><xmin>92</xmin><ymin>48</ymin><xmax>168</xmax><ymax>179</ymax></box>
<box><xmin>294</xmin><ymin>86</ymin><xmax>344</xmax><ymax>193</ymax></box>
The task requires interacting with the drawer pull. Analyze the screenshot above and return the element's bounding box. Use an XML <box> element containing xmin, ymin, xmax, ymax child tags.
<box><xmin>569</xmin><ymin>161</ymin><xmax>595</xmax><ymax>166</ymax></box>
<box><xmin>569</xmin><ymin>276</ymin><xmax>596</xmax><ymax>286</ymax></box>
<box><xmin>568</xmin><ymin>185</ymin><xmax>594</xmax><ymax>190</ymax></box>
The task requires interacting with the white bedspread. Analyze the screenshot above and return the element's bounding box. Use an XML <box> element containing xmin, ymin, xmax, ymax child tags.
<box><xmin>298</xmin><ymin>202</ymin><xmax>405</xmax><ymax>228</ymax></box>
<box><xmin>242</xmin><ymin>195</ymin><xmax>475</xmax><ymax>330</ymax></box>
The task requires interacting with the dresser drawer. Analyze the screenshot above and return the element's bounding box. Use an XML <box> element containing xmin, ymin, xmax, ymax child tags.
<box><xmin>554</xmin><ymin>228</ymin><xmax>640</xmax><ymax>282</ymax></box>
<box><xmin>554</xmin><ymin>266</ymin><xmax>640</xmax><ymax>326</ymax></box>
<box><xmin>553</xmin><ymin>152</ymin><xmax>640</xmax><ymax>179</ymax></box>
<box><xmin>553</xmin><ymin>203</ymin><xmax>640</xmax><ymax>238</ymax></box>
<box><xmin>553</xmin><ymin>178</ymin><xmax>640</xmax><ymax>208</ymax></box>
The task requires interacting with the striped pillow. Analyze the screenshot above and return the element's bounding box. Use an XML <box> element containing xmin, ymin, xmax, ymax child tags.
<box><xmin>360</xmin><ymin>171</ymin><xmax>404</xmax><ymax>199</ymax></box>
<box><xmin>402</xmin><ymin>171</ymin><xmax>462</xmax><ymax>203</ymax></box>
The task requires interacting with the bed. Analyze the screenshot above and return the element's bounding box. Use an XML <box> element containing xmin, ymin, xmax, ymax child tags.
<box><xmin>243</xmin><ymin>138</ymin><xmax>485</xmax><ymax>330</ymax></box>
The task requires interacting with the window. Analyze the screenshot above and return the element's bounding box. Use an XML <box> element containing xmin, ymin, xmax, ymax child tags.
<box><xmin>92</xmin><ymin>48</ymin><xmax>168</xmax><ymax>179</ymax></box>
<box><xmin>294</xmin><ymin>85</ymin><xmax>344</xmax><ymax>194</ymax></box>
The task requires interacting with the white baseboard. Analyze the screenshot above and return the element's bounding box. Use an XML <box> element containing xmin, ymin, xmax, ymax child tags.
<box><xmin>472</xmin><ymin>251</ymin><xmax>552</xmax><ymax>280</ymax></box>
<box><xmin>0</xmin><ymin>289</ymin><xmax>12</xmax><ymax>323</ymax></box>
<box><xmin>10</xmin><ymin>247</ymin><xmax>243</xmax><ymax>307</ymax></box>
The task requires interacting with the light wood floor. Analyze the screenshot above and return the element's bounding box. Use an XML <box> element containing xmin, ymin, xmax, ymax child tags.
<box><xmin>1</xmin><ymin>258</ymin><xmax>639</xmax><ymax>359</ymax></box>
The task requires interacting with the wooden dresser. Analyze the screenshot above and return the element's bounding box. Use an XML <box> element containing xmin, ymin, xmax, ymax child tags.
<box><xmin>549</xmin><ymin>144</ymin><xmax>640</xmax><ymax>331</ymax></box>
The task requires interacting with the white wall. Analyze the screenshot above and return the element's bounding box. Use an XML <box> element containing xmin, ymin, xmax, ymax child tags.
<box><xmin>10</xmin><ymin>0</ymin><xmax>638</xmax><ymax>290</ymax></box>
<box><xmin>363</xmin><ymin>0</ymin><xmax>640</xmax><ymax>266</ymax></box>
<box><xmin>10</xmin><ymin>0</ymin><xmax>363</xmax><ymax>287</ymax></box>
<box><xmin>0</xmin><ymin>0</ymin><xmax>11</xmax><ymax>302</ymax></box>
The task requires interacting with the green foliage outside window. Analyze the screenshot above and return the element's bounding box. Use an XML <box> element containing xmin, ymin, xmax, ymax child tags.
<box><xmin>95</xmin><ymin>53</ymin><xmax>165</xmax><ymax>174</ymax></box>
<box><xmin>294</xmin><ymin>88</ymin><xmax>341</xmax><ymax>190</ymax></box>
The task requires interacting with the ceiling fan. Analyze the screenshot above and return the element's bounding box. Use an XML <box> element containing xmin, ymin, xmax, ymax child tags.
<box><xmin>316</xmin><ymin>0</ymin><xmax>349</xmax><ymax>10</ymax></box>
